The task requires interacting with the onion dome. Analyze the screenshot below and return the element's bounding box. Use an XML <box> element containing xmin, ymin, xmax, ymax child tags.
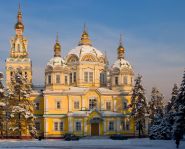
<box><xmin>15</xmin><ymin>3</ymin><xmax>24</xmax><ymax>32</ymax></box>
<box><xmin>54</xmin><ymin>33</ymin><xmax>61</xmax><ymax>57</ymax></box>
<box><xmin>117</xmin><ymin>34</ymin><xmax>125</xmax><ymax>59</ymax></box>
<box><xmin>78</xmin><ymin>24</ymin><xmax>92</xmax><ymax>46</ymax></box>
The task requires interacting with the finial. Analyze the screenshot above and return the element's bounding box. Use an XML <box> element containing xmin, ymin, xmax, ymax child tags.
<box><xmin>18</xmin><ymin>2</ymin><xmax>21</xmax><ymax>12</ymax></box>
<box><xmin>83</xmin><ymin>23</ymin><xmax>87</xmax><ymax>33</ymax></box>
<box><xmin>119</xmin><ymin>34</ymin><xmax>123</xmax><ymax>46</ymax></box>
<box><xmin>56</xmin><ymin>32</ymin><xmax>59</xmax><ymax>42</ymax></box>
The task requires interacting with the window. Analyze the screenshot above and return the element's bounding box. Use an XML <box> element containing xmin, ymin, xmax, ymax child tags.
<box><xmin>115</xmin><ymin>77</ymin><xmax>118</xmax><ymax>85</ymax></box>
<box><xmin>70</xmin><ymin>73</ymin><xmax>72</xmax><ymax>84</ymax></box>
<box><xmin>123</xmin><ymin>101</ymin><xmax>127</xmax><ymax>110</ymax></box>
<box><xmin>131</xmin><ymin>77</ymin><xmax>133</xmax><ymax>85</ymax></box>
<box><xmin>74</xmin><ymin>100</ymin><xmax>79</xmax><ymax>109</ymax></box>
<box><xmin>65</xmin><ymin>76</ymin><xmax>68</xmax><ymax>85</ymax></box>
<box><xmin>109</xmin><ymin>121</ymin><xmax>114</xmax><ymax>131</ymax></box>
<box><xmin>89</xmin><ymin>72</ymin><xmax>93</xmax><ymax>82</ymax></box>
<box><xmin>25</xmin><ymin>72</ymin><xmax>27</xmax><ymax>79</ymax></box>
<box><xmin>124</xmin><ymin>76</ymin><xmax>128</xmax><ymax>84</ymax></box>
<box><xmin>48</xmin><ymin>75</ymin><xmax>51</xmax><ymax>84</ymax></box>
<box><xmin>89</xmin><ymin>98</ymin><xmax>97</xmax><ymax>110</ymax></box>
<box><xmin>54</xmin><ymin>122</ymin><xmax>58</xmax><ymax>131</ymax></box>
<box><xmin>60</xmin><ymin>122</ymin><xmax>64</xmax><ymax>131</ymax></box>
<box><xmin>123</xmin><ymin>119</ymin><xmax>130</xmax><ymax>131</ymax></box>
<box><xmin>35</xmin><ymin>102</ymin><xmax>40</xmax><ymax>110</ymax></box>
<box><xmin>100</xmin><ymin>73</ymin><xmax>106</xmax><ymax>85</ymax></box>
<box><xmin>84</xmin><ymin>72</ymin><xmax>93</xmax><ymax>83</ymax></box>
<box><xmin>56</xmin><ymin>75</ymin><xmax>60</xmax><ymax>84</ymax></box>
<box><xmin>106</xmin><ymin>101</ymin><xmax>111</xmax><ymax>111</ymax></box>
<box><xmin>56</xmin><ymin>101</ymin><xmax>61</xmax><ymax>109</ymax></box>
<box><xmin>75</xmin><ymin>121</ymin><xmax>81</xmax><ymax>131</ymax></box>
<box><xmin>35</xmin><ymin>122</ymin><xmax>40</xmax><ymax>130</ymax></box>
<box><xmin>84</xmin><ymin>72</ymin><xmax>88</xmax><ymax>82</ymax></box>
<box><xmin>73</xmin><ymin>72</ymin><xmax>76</xmax><ymax>83</ymax></box>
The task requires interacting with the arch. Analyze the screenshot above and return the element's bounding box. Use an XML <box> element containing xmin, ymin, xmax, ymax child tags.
<box><xmin>66</xmin><ymin>54</ymin><xmax>79</xmax><ymax>63</ymax></box>
<box><xmin>81</xmin><ymin>54</ymin><xmax>96</xmax><ymax>62</ymax></box>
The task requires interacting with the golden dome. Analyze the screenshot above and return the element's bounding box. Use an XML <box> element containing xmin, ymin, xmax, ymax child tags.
<box><xmin>54</xmin><ymin>33</ymin><xmax>61</xmax><ymax>57</ymax></box>
<box><xmin>15</xmin><ymin>22</ymin><xmax>24</xmax><ymax>31</ymax></box>
<box><xmin>78</xmin><ymin>24</ymin><xmax>92</xmax><ymax>46</ymax></box>
<box><xmin>117</xmin><ymin>34</ymin><xmax>125</xmax><ymax>59</ymax></box>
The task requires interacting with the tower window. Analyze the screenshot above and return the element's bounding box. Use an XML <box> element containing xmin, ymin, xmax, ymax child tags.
<box><xmin>25</xmin><ymin>72</ymin><xmax>27</xmax><ymax>79</ymax></box>
<box><xmin>115</xmin><ymin>77</ymin><xmax>118</xmax><ymax>85</ymax></box>
<box><xmin>73</xmin><ymin>72</ymin><xmax>76</xmax><ymax>83</ymax></box>
<box><xmin>70</xmin><ymin>73</ymin><xmax>72</xmax><ymax>84</ymax></box>
<box><xmin>65</xmin><ymin>76</ymin><xmax>68</xmax><ymax>85</ymax></box>
<box><xmin>100</xmin><ymin>73</ymin><xmax>106</xmax><ymax>86</ymax></box>
<box><xmin>17</xmin><ymin>44</ymin><xmax>20</xmax><ymax>52</ymax></box>
<box><xmin>56</xmin><ymin>75</ymin><xmax>60</xmax><ymax>84</ymax></box>
<box><xmin>89</xmin><ymin>98</ymin><xmax>97</xmax><ymax>110</ymax></box>
<box><xmin>106</xmin><ymin>101</ymin><xmax>111</xmax><ymax>111</ymax></box>
<box><xmin>48</xmin><ymin>75</ymin><xmax>52</xmax><ymax>84</ymax></box>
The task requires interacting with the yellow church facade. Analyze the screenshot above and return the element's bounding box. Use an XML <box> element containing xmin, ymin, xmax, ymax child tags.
<box><xmin>5</xmin><ymin>6</ymin><xmax>135</xmax><ymax>138</ymax></box>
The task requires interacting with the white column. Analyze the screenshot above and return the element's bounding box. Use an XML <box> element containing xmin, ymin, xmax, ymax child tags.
<box><xmin>68</xmin><ymin>117</ymin><xmax>73</xmax><ymax>133</ymax></box>
<box><xmin>44</xmin><ymin>118</ymin><xmax>48</xmax><ymax>138</ymax></box>
<box><xmin>116</xmin><ymin>118</ymin><xmax>121</xmax><ymax>133</ymax></box>
<box><xmin>114</xmin><ymin>100</ymin><xmax>117</xmax><ymax>112</ymax></box>
<box><xmin>44</xmin><ymin>96</ymin><xmax>48</xmax><ymax>113</ymax></box>
<box><xmin>69</xmin><ymin>97</ymin><xmax>72</xmax><ymax>112</ymax></box>
<box><xmin>103</xmin><ymin>118</ymin><xmax>106</xmax><ymax>135</ymax></box>
<box><xmin>84</xmin><ymin>118</ymin><xmax>87</xmax><ymax>135</ymax></box>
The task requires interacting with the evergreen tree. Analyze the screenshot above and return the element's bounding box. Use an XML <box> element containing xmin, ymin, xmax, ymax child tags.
<box><xmin>173</xmin><ymin>70</ymin><xmax>185</xmax><ymax>148</ymax></box>
<box><xmin>148</xmin><ymin>87</ymin><xmax>164</xmax><ymax>122</ymax></box>
<box><xmin>130</xmin><ymin>74</ymin><xmax>148</xmax><ymax>137</ymax></box>
<box><xmin>0</xmin><ymin>72</ymin><xmax>6</xmax><ymax>138</ymax></box>
<box><xmin>8</xmin><ymin>69</ymin><xmax>37</xmax><ymax>138</ymax></box>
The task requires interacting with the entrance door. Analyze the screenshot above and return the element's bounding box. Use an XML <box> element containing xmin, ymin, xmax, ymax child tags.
<box><xmin>91</xmin><ymin>123</ymin><xmax>99</xmax><ymax>136</ymax></box>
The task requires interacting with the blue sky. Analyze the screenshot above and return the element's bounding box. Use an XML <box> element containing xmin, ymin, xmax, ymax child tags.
<box><xmin>0</xmin><ymin>0</ymin><xmax>185</xmax><ymax>100</ymax></box>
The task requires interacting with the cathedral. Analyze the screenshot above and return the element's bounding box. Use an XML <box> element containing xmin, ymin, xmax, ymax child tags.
<box><xmin>5</xmin><ymin>6</ymin><xmax>135</xmax><ymax>138</ymax></box>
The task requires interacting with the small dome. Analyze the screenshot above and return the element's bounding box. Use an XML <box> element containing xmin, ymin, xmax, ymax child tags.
<box><xmin>47</xmin><ymin>57</ymin><xmax>66</xmax><ymax>67</ymax></box>
<box><xmin>66</xmin><ymin>45</ymin><xmax>105</xmax><ymax>62</ymax></box>
<box><xmin>54</xmin><ymin>42</ymin><xmax>61</xmax><ymax>50</ymax></box>
<box><xmin>112</xmin><ymin>58</ymin><xmax>133</xmax><ymax>70</ymax></box>
<box><xmin>15</xmin><ymin>22</ymin><xmax>24</xmax><ymax>31</ymax></box>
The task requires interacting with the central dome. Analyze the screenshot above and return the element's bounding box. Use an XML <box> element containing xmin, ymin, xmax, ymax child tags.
<box><xmin>66</xmin><ymin>45</ymin><xmax>105</xmax><ymax>64</ymax></box>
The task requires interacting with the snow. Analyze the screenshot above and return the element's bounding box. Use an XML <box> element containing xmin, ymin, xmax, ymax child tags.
<box><xmin>0</xmin><ymin>138</ymin><xmax>184</xmax><ymax>149</ymax></box>
<box><xmin>112</xmin><ymin>58</ymin><xmax>133</xmax><ymax>70</ymax></box>
<box><xmin>67</xmin><ymin>45</ymin><xmax>104</xmax><ymax>59</ymax></box>
<box><xmin>47</xmin><ymin>56</ymin><xmax>66</xmax><ymax>67</ymax></box>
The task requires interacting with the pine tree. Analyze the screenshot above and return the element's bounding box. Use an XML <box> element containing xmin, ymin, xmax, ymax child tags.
<box><xmin>148</xmin><ymin>87</ymin><xmax>164</xmax><ymax>122</ymax></box>
<box><xmin>130</xmin><ymin>74</ymin><xmax>148</xmax><ymax>137</ymax></box>
<box><xmin>0</xmin><ymin>72</ymin><xmax>6</xmax><ymax>138</ymax></box>
<box><xmin>8</xmin><ymin>69</ymin><xmax>37</xmax><ymax>138</ymax></box>
<box><xmin>173</xmin><ymin>70</ymin><xmax>185</xmax><ymax>148</ymax></box>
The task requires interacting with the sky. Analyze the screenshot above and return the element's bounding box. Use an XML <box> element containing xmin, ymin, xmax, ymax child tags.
<box><xmin>0</xmin><ymin>0</ymin><xmax>185</xmax><ymax>101</ymax></box>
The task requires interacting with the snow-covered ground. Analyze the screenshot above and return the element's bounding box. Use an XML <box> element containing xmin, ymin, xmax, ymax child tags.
<box><xmin>0</xmin><ymin>138</ymin><xmax>184</xmax><ymax>149</ymax></box>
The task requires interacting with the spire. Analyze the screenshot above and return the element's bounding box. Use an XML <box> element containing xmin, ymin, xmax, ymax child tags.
<box><xmin>117</xmin><ymin>34</ymin><xmax>125</xmax><ymax>59</ymax></box>
<box><xmin>15</xmin><ymin>3</ymin><xmax>24</xmax><ymax>33</ymax></box>
<box><xmin>78</xmin><ymin>24</ymin><xmax>92</xmax><ymax>46</ymax></box>
<box><xmin>54</xmin><ymin>32</ymin><xmax>61</xmax><ymax>57</ymax></box>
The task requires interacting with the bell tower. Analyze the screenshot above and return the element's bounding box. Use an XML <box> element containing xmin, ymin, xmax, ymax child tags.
<box><xmin>5</xmin><ymin>4</ymin><xmax>32</xmax><ymax>87</ymax></box>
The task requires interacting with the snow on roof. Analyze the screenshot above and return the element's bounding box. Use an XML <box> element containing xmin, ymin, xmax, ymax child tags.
<box><xmin>47</xmin><ymin>56</ymin><xmax>66</xmax><ymax>67</ymax></box>
<box><xmin>67</xmin><ymin>45</ymin><xmax>104</xmax><ymax>59</ymax></box>
<box><xmin>112</xmin><ymin>58</ymin><xmax>133</xmax><ymax>70</ymax></box>
<box><xmin>101</xmin><ymin>111</ymin><xmax>123</xmax><ymax>117</ymax></box>
<box><xmin>97</xmin><ymin>88</ymin><xmax>120</xmax><ymax>95</ymax></box>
